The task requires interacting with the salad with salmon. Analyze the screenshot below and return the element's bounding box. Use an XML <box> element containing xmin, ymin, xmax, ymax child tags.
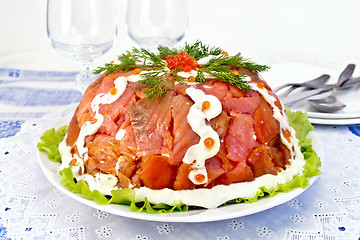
<box><xmin>38</xmin><ymin>41</ymin><xmax>321</xmax><ymax>213</ymax></box>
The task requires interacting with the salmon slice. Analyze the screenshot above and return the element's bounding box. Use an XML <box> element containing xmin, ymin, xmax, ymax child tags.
<box><xmin>268</xmin><ymin>137</ymin><xmax>291</xmax><ymax>168</ymax></box>
<box><xmin>224</xmin><ymin>113</ymin><xmax>259</xmax><ymax>162</ymax></box>
<box><xmin>140</xmin><ymin>155</ymin><xmax>176</xmax><ymax>189</ymax></box>
<box><xmin>210</xmin><ymin>111</ymin><xmax>230</xmax><ymax>140</ymax></box>
<box><xmin>223</xmin><ymin>95</ymin><xmax>260</xmax><ymax>116</ymax></box>
<box><xmin>200</xmin><ymin>81</ymin><xmax>229</xmax><ymax>101</ymax></box>
<box><xmin>86</xmin><ymin>134</ymin><xmax>119</xmax><ymax>163</ymax></box>
<box><xmin>253</xmin><ymin>97</ymin><xmax>280</xmax><ymax>144</ymax></box>
<box><xmin>129</xmin><ymin>93</ymin><xmax>173</xmax><ymax>156</ymax></box>
<box><xmin>205</xmin><ymin>157</ymin><xmax>226</xmax><ymax>187</ymax></box>
<box><xmin>98</xmin><ymin>87</ymin><xmax>136</xmax><ymax>137</ymax></box>
<box><xmin>248</xmin><ymin>145</ymin><xmax>280</xmax><ymax>177</ymax></box>
<box><xmin>226</xmin><ymin>84</ymin><xmax>246</xmax><ymax>98</ymax></box>
<box><xmin>217</xmin><ymin>161</ymin><xmax>254</xmax><ymax>185</ymax></box>
<box><xmin>173</xmin><ymin>163</ymin><xmax>195</xmax><ymax>190</ymax></box>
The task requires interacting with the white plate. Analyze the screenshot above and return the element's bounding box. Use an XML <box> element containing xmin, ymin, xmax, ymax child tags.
<box><xmin>306</xmin><ymin>117</ymin><xmax>360</xmax><ymax>125</ymax></box>
<box><xmin>261</xmin><ymin>63</ymin><xmax>360</xmax><ymax>125</ymax></box>
<box><xmin>37</xmin><ymin>117</ymin><xmax>323</xmax><ymax>222</ymax></box>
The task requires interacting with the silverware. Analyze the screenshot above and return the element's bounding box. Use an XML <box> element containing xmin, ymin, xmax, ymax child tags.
<box><xmin>307</xmin><ymin>64</ymin><xmax>355</xmax><ymax>112</ymax></box>
<box><xmin>274</xmin><ymin>74</ymin><xmax>330</xmax><ymax>98</ymax></box>
<box><xmin>281</xmin><ymin>75</ymin><xmax>360</xmax><ymax>106</ymax></box>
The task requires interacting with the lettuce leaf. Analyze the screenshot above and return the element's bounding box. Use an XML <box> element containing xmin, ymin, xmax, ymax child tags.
<box><xmin>37</xmin><ymin>109</ymin><xmax>321</xmax><ymax>213</ymax></box>
<box><xmin>60</xmin><ymin>167</ymin><xmax>188</xmax><ymax>213</ymax></box>
<box><xmin>37</xmin><ymin>126</ymin><xmax>68</xmax><ymax>163</ymax></box>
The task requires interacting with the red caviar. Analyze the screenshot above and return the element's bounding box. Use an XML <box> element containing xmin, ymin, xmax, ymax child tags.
<box><xmin>204</xmin><ymin>137</ymin><xmax>215</xmax><ymax>148</ymax></box>
<box><xmin>166</xmin><ymin>52</ymin><xmax>198</xmax><ymax>72</ymax></box>
<box><xmin>257</xmin><ymin>82</ymin><xmax>265</xmax><ymax>89</ymax></box>
<box><xmin>282</xmin><ymin>129</ymin><xmax>292</xmax><ymax>142</ymax></box>
<box><xmin>110</xmin><ymin>87</ymin><xmax>118</xmax><ymax>95</ymax></box>
<box><xmin>70</xmin><ymin>158</ymin><xmax>77</xmax><ymax>166</ymax></box>
<box><xmin>133</xmin><ymin>68</ymin><xmax>142</xmax><ymax>75</ymax></box>
<box><xmin>231</xmin><ymin>70</ymin><xmax>240</xmax><ymax>75</ymax></box>
<box><xmin>195</xmin><ymin>174</ymin><xmax>206</xmax><ymax>183</ymax></box>
<box><xmin>91</xmin><ymin>118</ymin><xmax>98</xmax><ymax>124</ymax></box>
<box><xmin>274</xmin><ymin>100</ymin><xmax>282</xmax><ymax>110</ymax></box>
<box><xmin>188</xmin><ymin>76</ymin><xmax>196</xmax><ymax>83</ymax></box>
<box><xmin>202</xmin><ymin>101</ymin><xmax>211</xmax><ymax>110</ymax></box>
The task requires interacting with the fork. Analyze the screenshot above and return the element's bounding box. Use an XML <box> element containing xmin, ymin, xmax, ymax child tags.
<box><xmin>273</xmin><ymin>74</ymin><xmax>330</xmax><ymax>97</ymax></box>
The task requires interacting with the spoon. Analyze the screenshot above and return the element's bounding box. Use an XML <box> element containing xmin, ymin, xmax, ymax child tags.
<box><xmin>275</xmin><ymin>74</ymin><xmax>330</xmax><ymax>98</ymax></box>
<box><xmin>308</xmin><ymin>64</ymin><xmax>355</xmax><ymax>112</ymax></box>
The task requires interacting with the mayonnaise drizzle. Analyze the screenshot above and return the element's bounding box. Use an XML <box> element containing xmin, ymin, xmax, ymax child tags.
<box><xmin>75</xmin><ymin>76</ymin><xmax>128</xmax><ymax>161</ymax></box>
<box><xmin>183</xmin><ymin>88</ymin><xmax>222</xmax><ymax>184</ymax></box>
<box><xmin>249</xmin><ymin>82</ymin><xmax>301</xmax><ymax>160</ymax></box>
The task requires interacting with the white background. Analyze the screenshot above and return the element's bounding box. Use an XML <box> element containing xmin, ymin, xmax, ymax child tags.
<box><xmin>0</xmin><ymin>0</ymin><xmax>359</xmax><ymax>73</ymax></box>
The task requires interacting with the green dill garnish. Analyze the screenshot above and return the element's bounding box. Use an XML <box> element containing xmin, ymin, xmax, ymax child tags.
<box><xmin>195</xmin><ymin>71</ymin><xmax>206</xmax><ymax>84</ymax></box>
<box><xmin>139</xmin><ymin>69</ymin><xmax>173</xmax><ymax>99</ymax></box>
<box><xmin>157</xmin><ymin>40</ymin><xmax>223</xmax><ymax>60</ymax></box>
<box><xmin>94</xmin><ymin>47</ymin><xmax>166</xmax><ymax>75</ymax></box>
<box><xmin>204</xmin><ymin>53</ymin><xmax>270</xmax><ymax>73</ymax></box>
<box><xmin>94</xmin><ymin>41</ymin><xmax>269</xmax><ymax>99</ymax></box>
<box><xmin>211</xmin><ymin>72</ymin><xmax>250</xmax><ymax>90</ymax></box>
<box><xmin>138</xmin><ymin>68</ymin><xmax>186</xmax><ymax>99</ymax></box>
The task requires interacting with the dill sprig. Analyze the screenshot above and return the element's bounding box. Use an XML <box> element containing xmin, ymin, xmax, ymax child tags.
<box><xmin>182</xmin><ymin>41</ymin><xmax>223</xmax><ymax>60</ymax></box>
<box><xmin>211</xmin><ymin>72</ymin><xmax>250</xmax><ymax>90</ymax></box>
<box><xmin>195</xmin><ymin>66</ymin><xmax>251</xmax><ymax>91</ymax></box>
<box><xmin>204</xmin><ymin>53</ymin><xmax>270</xmax><ymax>73</ymax></box>
<box><xmin>94</xmin><ymin>41</ymin><xmax>270</xmax><ymax>99</ymax></box>
<box><xmin>94</xmin><ymin>47</ymin><xmax>166</xmax><ymax>75</ymax></box>
<box><xmin>139</xmin><ymin>69</ymin><xmax>172</xmax><ymax>99</ymax></box>
<box><xmin>158</xmin><ymin>40</ymin><xmax>223</xmax><ymax>60</ymax></box>
<box><xmin>138</xmin><ymin>68</ymin><xmax>186</xmax><ymax>99</ymax></box>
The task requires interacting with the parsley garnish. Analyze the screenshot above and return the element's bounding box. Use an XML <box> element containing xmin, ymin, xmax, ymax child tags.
<box><xmin>94</xmin><ymin>41</ymin><xmax>269</xmax><ymax>99</ymax></box>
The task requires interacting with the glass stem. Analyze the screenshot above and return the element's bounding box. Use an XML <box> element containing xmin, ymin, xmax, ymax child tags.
<box><xmin>76</xmin><ymin>59</ymin><xmax>94</xmax><ymax>92</ymax></box>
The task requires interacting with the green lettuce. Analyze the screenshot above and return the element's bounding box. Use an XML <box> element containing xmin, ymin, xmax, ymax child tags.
<box><xmin>37</xmin><ymin>109</ymin><xmax>321</xmax><ymax>213</ymax></box>
<box><xmin>37</xmin><ymin>126</ymin><xmax>68</xmax><ymax>163</ymax></box>
<box><xmin>60</xmin><ymin>167</ymin><xmax>188</xmax><ymax>213</ymax></box>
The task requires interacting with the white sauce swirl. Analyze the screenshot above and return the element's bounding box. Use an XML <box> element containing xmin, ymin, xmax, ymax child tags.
<box><xmin>183</xmin><ymin>87</ymin><xmax>222</xmax><ymax>184</ymax></box>
<box><xmin>76</xmin><ymin>76</ymin><xmax>128</xmax><ymax>161</ymax></box>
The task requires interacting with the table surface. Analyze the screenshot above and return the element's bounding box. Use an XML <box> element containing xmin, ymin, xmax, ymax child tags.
<box><xmin>1</xmin><ymin>1</ymin><xmax>360</xmax><ymax>239</ymax></box>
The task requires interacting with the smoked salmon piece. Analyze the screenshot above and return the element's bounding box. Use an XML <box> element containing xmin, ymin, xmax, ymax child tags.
<box><xmin>253</xmin><ymin>98</ymin><xmax>280</xmax><ymax>144</ymax></box>
<box><xmin>140</xmin><ymin>155</ymin><xmax>176</xmax><ymax>189</ymax></box>
<box><xmin>224</xmin><ymin>113</ymin><xmax>259</xmax><ymax>162</ymax></box>
<box><xmin>129</xmin><ymin>93</ymin><xmax>173</xmax><ymax>156</ymax></box>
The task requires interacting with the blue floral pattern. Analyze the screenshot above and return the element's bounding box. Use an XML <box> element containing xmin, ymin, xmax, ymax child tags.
<box><xmin>0</xmin><ymin>120</ymin><xmax>24</xmax><ymax>139</ymax></box>
<box><xmin>0</xmin><ymin>224</ymin><xmax>11</xmax><ymax>240</ymax></box>
<box><xmin>349</xmin><ymin>125</ymin><xmax>360</xmax><ymax>137</ymax></box>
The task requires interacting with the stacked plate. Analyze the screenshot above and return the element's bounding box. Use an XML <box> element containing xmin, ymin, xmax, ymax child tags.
<box><xmin>262</xmin><ymin>63</ymin><xmax>360</xmax><ymax>125</ymax></box>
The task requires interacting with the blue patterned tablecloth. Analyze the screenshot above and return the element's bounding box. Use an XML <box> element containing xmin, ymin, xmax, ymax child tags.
<box><xmin>0</xmin><ymin>68</ymin><xmax>360</xmax><ymax>240</ymax></box>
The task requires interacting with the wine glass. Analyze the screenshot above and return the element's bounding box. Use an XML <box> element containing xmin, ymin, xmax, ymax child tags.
<box><xmin>126</xmin><ymin>0</ymin><xmax>188</xmax><ymax>50</ymax></box>
<box><xmin>47</xmin><ymin>0</ymin><xmax>117</xmax><ymax>92</ymax></box>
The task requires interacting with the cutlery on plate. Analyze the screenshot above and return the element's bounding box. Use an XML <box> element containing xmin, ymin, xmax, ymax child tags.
<box><xmin>307</xmin><ymin>64</ymin><xmax>355</xmax><ymax>112</ymax></box>
<box><xmin>274</xmin><ymin>74</ymin><xmax>330</xmax><ymax>97</ymax></box>
<box><xmin>281</xmin><ymin>72</ymin><xmax>360</xmax><ymax>106</ymax></box>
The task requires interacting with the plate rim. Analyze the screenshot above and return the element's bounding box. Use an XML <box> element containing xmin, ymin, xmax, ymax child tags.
<box><xmin>308</xmin><ymin>116</ymin><xmax>360</xmax><ymax>125</ymax></box>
